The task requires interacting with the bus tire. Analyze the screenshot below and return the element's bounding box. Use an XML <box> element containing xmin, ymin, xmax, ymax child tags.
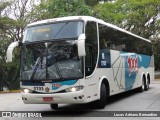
<box><xmin>142</xmin><ymin>76</ymin><xmax>146</xmax><ymax>91</ymax></box>
<box><xmin>96</xmin><ymin>83</ymin><xmax>106</xmax><ymax>109</ymax></box>
<box><xmin>137</xmin><ymin>76</ymin><xmax>146</xmax><ymax>92</ymax></box>
<box><xmin>50</xmin><ymin>104</ymin><xmax>58</xmax><ymax>110</ymax></box>
<box><xmin>145</xmin><ymin>75</ymin><xmax>150</xmax><ymax>91</ymax></box>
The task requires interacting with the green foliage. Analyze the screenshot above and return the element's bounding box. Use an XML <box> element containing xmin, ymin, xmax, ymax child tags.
<box><xmin>48</xmin><ymin>0</ymin><xmax>93</xmax><ymax>18</ymax></box>
<box><xmin>0</xmin><ymin>1</ymin><xmax>20</xmax><ymax>90</ymax></box>
<box><xmin>0</xmin><ymin>1</ymin><xmax>12</xmax><ymax>12</ymax></box>
<box><xmin>84</xmin><ymin>0</ymin><xmax>99</xmax><ymax>7</ymax></box>
<box><xmin>0</xmin><ymin>0</ymin><xmax>94</xmax><ymax>90</ymax></box>
<box><xmin>0</xmin><ymin>38</ymin><xmax>20</xmax><ymax>90</ymax></box>
<box><xmin>94</xmin><ymin>0</ymin><xmax>160</xmax><ymax>70</ymax></box>
<box><xmin>152</xmin><ymin>40</ymin><xmax>160</xmax><ymax>71</ymax></box>
<box><xmin>28</xmin><ymin>0</ymin><xmax>51</xmax><ymax>21</ymax></box>
<box><xmin>94</xmin><ymin>0</ymin><xmax>160</xmax><ymax>37</ymax></box>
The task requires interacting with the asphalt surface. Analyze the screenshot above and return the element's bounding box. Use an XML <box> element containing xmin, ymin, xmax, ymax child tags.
<box><xmin>0</xmin><ymin>80</ymin><xmax>160</xmax><ymax>120</ymax></box>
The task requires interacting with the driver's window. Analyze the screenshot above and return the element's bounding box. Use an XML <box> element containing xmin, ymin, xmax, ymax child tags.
<box><xmin>85</xmin><ymin>21</ymin><xmax>98</xmax><ymax>76</ymax></box>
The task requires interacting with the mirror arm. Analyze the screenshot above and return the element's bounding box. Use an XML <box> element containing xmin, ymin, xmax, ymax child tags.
<box><xmin>6</xmin><ymin>41</ymin><xmax>19</xmax><ymax>63</ymax></box>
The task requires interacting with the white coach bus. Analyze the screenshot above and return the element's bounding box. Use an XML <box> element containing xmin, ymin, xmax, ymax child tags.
<box><xmin>6</xmin><ymin>16</ymin><xmax>154</xmax><ymax>109</ymax></box>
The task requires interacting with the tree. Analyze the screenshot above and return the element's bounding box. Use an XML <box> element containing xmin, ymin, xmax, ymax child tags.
<box><xmin>28</xmin><ymin>0</ymin><xmax>51</xmax><ymax>21</ymax></box>
<box><xmin>0</xmin><ymin>1</ymin><xmax>19</xmax><ymax>90</ymax></box>
<box><xmin>47</xmin><ymin>0</ymin><xmax>93</xmax><ymax>18</ymax></box>
<box><xmin>84</xmin><ymin>0</ymin><xmax>99</xmax><ymax>7</ymax></box>
<box><xmin>95</xmin><ymin>0</ymin><xmax>160</xmax><ymax>37</ymax></box>
<box><xmin>0</xmin><ymin>0</ymin><xmax>44</xmax><ymax>90</ymax></box>
<box><xmin>94</xmin><ymin>0</ymin><xmax>160</xmax><ymax>70</ymax></box>
<box><xmin>0</xmin><ymin>0</ymin><xmax>94</xmax><ymax>90</ymax></box>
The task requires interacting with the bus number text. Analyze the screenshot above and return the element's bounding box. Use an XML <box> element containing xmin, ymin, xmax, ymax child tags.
<box><xmin>34</xmin><ymin>86</ymin><xmax>44</xmax><ymax>91</ymax></box>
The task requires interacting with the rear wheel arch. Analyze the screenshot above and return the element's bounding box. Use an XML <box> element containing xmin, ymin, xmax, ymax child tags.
<box><xmin>95</xmin><ymin>78</ymin><xmax>110</xmax><ymax>109</ymax></box>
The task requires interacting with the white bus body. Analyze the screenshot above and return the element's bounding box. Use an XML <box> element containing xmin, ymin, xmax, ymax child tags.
<box><xmin>6</xmin><ymin>16</ymin><xmax>154</xmax><ymax>109</ymax></box>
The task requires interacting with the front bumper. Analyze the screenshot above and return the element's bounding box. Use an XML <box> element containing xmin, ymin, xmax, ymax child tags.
<box><xmin>21</xmin><ymin>90</ymin><xmax>87</xmax><ymax>104</ymax></box>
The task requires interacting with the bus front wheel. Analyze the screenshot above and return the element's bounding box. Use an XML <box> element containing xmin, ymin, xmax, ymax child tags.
<box><xmin>96</xmin><ymin>83</ymin><xmax>107</xmax><ymax>109</ymax></box>
<box><xmin>50</xmin><ymin>104</ymin><xmax>58</xmax><ymax>110</ymax></box>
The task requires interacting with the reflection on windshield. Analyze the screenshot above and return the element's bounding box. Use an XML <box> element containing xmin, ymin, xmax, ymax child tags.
<box><xmin>21</xmin><ymin>41</ymin><xmax>83</xmax><ymax>80</ymax></box>
<box><xmin>23</xmin><ymin>21</ymin><xmax>83</xmax><ymax>42</ymax></box>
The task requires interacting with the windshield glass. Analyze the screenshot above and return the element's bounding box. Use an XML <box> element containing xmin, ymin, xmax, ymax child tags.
<box><xmin>20</xmin><ymin>41</ymin><xmax>83</xmax><ymax>81</ymax></box>
<box><xmin>23</xmin><ymin>21</ymin><xmax>83</xmax><ymax>42</ymax></box>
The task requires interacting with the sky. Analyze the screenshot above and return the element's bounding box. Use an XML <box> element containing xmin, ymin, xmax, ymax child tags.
<box><xmin>1</xmin><ymin>0</ymin><xmax>40</xmax><ymax>19</ymax></box>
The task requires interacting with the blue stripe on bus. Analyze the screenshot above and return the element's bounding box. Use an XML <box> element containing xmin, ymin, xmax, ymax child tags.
<box><xmin>22</xmin><ymin>82</ymin><xmax>45</xmax><ymax>86</ymax></box>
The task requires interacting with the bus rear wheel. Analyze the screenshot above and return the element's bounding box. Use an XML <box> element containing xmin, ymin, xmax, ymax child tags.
<box><xmin>50</xmin><ymin>104</ymin><xmax>58</xmax><ymax>110</ymax></box>
<box><xmin>95</xmin><ymin>83</ymin><xmax>107</xmax><ymax>109</ymax></box>
<box><xmin>144</xmin><ymin>76</ymin><xmax>149</xmax><ymax>91</ymax></box>
<box><xmin>138</xmin><ymin>75</ymin><xmax>148</xmax><ymax>92</ymax></box>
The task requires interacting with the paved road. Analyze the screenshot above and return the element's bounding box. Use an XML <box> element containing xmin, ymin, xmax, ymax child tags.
<box><xmin>0</xmin><ymin>80</ymin><xmax>160</xmax><ymax>120</ymax></box>
<box><xmin>155</xmin><ymin>72</ymin><xmax>160</xmax><ymax>78</ymax></box>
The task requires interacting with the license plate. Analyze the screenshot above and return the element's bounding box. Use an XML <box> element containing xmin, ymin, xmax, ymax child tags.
<box><xmin>43</xmin><ymin>97</ymin><xmax>53</xmax><ymax>101</ymax></box>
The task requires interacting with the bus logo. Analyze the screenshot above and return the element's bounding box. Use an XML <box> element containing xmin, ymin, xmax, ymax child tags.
<box><xmin>53</xmin><ymin>83</ymin><xmax>61</xmax><ymax>88</ymax></box>
<box><xmin>127</xmin><ymin>56</ymin><xmax>138</xmax><ymax>76</ymax></box>
<box><xmin>45</xmin><ymin>87</ymin><xmax>49</xmax><ymax>92</ymax></box>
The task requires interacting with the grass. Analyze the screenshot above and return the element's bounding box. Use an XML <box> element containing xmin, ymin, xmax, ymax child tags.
<box><xmin>0</xmin><ymin>90</ymin><xmax>21</xmax><ymax>94</ymax></box>
<box><xmin>155</xmin><ymin>75</ymin><xmax>160</xmax><ymax>80</ymax></box>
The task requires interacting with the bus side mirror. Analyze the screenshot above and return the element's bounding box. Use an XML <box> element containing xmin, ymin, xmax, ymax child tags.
<box><xmin>6</xmin><ymin>41</ymin><xmax>19</xmax><ymax>63</ymax></box>
<box><xmin>77</xmin><ymin>34</ymin><xmax>86</xmax><ymax>57</ymax></box>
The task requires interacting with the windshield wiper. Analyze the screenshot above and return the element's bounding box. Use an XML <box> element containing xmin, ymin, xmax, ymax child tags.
<box><xmin>50</xmin><ymin>54</ymin><xmax>63</xmax><ymax>79</ymax></box>
<box><xmin>30</xmin><ymin>57</ymin><xmax>41</xmax><ymax>80</ymax></box>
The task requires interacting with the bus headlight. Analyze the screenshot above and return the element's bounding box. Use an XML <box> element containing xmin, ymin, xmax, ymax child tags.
<box><xmin>65</xmin><ymin>86</ymin><xmax>84</xmax><ymax>92</ymax></box>
<box><xmin>22</xmin><ymin>88</ymin><xmax>33</xmax><ymax>93</ymax></box>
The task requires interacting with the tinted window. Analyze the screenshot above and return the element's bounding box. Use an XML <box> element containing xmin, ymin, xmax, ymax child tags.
<box><xmin>98</xmin><ymin>23</ymin><xmax>152</xmax><ymax>55</ymax></box>
<box><xmin>21</xmin><ymin>41</ymin><xmax>83</xmax><ymax>80</ymax></box>
<box><xmin>99</xmin><ymin>24</ymin><xmax>131</xmax><ymax>52</ymax></box>
<box><xmin>132</xmin><ymin>37</ymin><xmax>152</xmax><ymax>55</ymax></box>
<box><xmin>85</xmin><ymin>21</ymin><xmax>98</xmax><ymax>76</ymax></box>
<box><xmin>23</xmin><ymin>21</ymin><xmax>84</xmax><ymax>42</ymax></box>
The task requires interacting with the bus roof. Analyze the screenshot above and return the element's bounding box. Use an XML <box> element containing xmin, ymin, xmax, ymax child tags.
<box><xmin>27</xmin><ymin>16</ymin><xmax>151</xmax><ymax>43</ymax></box>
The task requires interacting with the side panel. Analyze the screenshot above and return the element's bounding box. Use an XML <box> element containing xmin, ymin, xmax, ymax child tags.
<box><xmin>87</xmin><ymin>49</ymin><xmax>154</xmax><ymax>96</ymax></box>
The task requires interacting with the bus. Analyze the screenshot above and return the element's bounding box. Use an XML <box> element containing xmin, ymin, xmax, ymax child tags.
<box><xmin>6</xmin><ymin>16</ymin><xmax>154</xmax><ymax>109</ymax></box>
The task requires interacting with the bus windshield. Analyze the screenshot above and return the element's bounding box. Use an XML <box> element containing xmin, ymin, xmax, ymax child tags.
<box><xmin>23</xmin><ymin>21</ymin><xmax>83</xmax><ymax>42</ymax></box>
<box><xmin>20</xmin><ymin>41</ymin><xmax>83</xmax><ymax>81</ymax></box>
